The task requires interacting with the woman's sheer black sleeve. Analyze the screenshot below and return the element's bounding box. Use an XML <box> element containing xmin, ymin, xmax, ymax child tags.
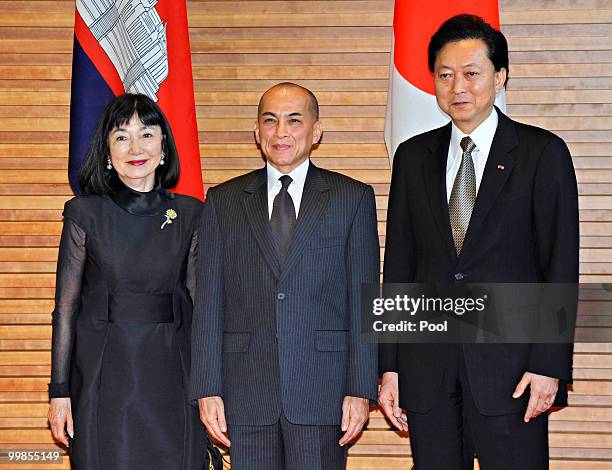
<box><xmin>48</xmin><ymin>218</ymin><xmax>86</xmax><ymax>399</ymax></box>
<box><xmin>186</xmin><ymin>229</ymin><xmax>198</xmax><ymax>303</ymax></box>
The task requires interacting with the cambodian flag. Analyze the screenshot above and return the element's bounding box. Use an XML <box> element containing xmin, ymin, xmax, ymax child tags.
<box><xmin>384</xmin><ymin>0</ymin><xmax>506</xmax><ymax>162</ymax></box>
<box><xmin>68</xmin><ymin>0</ymin><xmax>203</xmax><ymax>199</ymax></box>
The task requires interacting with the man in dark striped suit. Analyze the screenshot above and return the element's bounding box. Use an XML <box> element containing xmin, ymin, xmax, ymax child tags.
<box><xmin>190</xmin><ymin>82</ymin><xmax>380</xmax><ymax>469</ymax></box>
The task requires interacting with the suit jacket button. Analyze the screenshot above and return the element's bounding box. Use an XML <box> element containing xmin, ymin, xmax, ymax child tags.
<box><xmin>277</xmin><ymin>293</ymin><xmax>286</xmax><ymax>300</ymax></box>
<box><xmin>454</xmin><ymin>272</ymin><xmax>464</xmax><ymax>280</ymax></box>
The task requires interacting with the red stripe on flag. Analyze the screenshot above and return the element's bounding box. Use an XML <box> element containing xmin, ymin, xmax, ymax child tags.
<box><xmin>156</xmin><ymin>0</ymin><xmax>203</xmax><ymax>200</ymax></box>
<box><xmin>393</xmin><ymin>0</ymin><xmax>500</xmax><ymax>96</ymax></box>
<box><xmin>74</xmin><ymin>11</ymin><xmax>124</xmax><ymax>97</ymax></box>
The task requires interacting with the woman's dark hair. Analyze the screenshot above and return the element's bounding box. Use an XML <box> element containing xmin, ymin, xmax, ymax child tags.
<box><xmin>428</xmin><ymin>14</ymin><xmax>509</xmax><ymax>86</ymax></box>
<box><xmin>78</xmin><ymin>93</ymin><xmax>180</xmax><ymax>194</ymax></box>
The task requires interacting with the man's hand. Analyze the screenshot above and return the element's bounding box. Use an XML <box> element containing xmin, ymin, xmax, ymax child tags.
<box><xmin>378</xmin><ymin>372</ymin><xmax>408</xmax><ymax>432</ymax></box>
<box><xmin>198</xmin><ymin>396</ymin><xmax>231</xmax><ymax>447</ymax></box>
<box><xmin>512</xmin><ymin>372</ymin><xmax>559</xmax><ymax>422</ymax></box>
<box><xmin>338</xmin><ymin>396</ymin><xmax>370</xmax><ymax>446</ymax></box>
<box><xmin>48</xmin><ymin>398</ymin><xmax>73</xmax><ymax>447</ymax></box>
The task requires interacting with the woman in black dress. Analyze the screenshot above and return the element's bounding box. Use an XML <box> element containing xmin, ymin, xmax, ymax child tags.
<box><xmin>47</xmin><ymin>94</ymin><xmax>206</xmax><ymax>469</ymax></box>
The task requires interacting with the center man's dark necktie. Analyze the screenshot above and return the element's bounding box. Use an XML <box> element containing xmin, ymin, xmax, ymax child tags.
<box><xmin>270</xmin><ymin>175</ymin><xmax>296</xmax><ymax>261</ymax></box>
<box><xmin>448</xmin><ymin>136</ymin><xmax>477</xmax><ymax>255</ymax></box>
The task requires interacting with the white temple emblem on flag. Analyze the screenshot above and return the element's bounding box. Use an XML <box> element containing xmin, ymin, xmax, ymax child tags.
<box><xmin>76</xmin><ymin>0</ymin><xmax>169</xmax><ymax>100</ymax></box>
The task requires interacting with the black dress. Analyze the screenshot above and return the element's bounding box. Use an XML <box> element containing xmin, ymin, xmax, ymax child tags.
<box><xmin>49</xmin><ymin>182</ymin><xmax>206</xmax><ymax>470</ymax></box>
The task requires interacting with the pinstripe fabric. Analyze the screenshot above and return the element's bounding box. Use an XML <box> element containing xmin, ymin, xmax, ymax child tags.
<box><xmin>228</xmin><ymin>414</ymin><xmax>346</xmax><ymax>470</ymax></box>
<box><xmin>228</xmin><ymin>421</ymin><xmax>284</xmax><ymax>469</ymax></box>
<box><xmin>190</xmin><ymin>163</ymin><xmax>379</xmax><ymax>428</ymax></box>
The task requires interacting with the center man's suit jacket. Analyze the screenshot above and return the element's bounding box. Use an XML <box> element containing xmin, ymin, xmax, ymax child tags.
<box><xmin>190</xmin><ymin>163</ymin><xmax>379</xmax><ymax>426</ymax></box>
<box><xmin>380</xmin><ymin>109</ymin><xmax>579</xmax><ymax>416</ymax></box>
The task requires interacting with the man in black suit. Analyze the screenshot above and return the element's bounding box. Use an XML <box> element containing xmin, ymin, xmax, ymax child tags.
<box><xmin>378</xmin><ymin>15</ymin><xmax>579</xmax><ymax>469</ymax></box>
<box><xmin>190</xmin><ymin>83</ymin><xmax>379</xmax><ymax>469</ymax></box>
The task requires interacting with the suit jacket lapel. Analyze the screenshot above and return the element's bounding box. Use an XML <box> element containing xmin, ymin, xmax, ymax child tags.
<box><xmin>462</xmin><ymin>110</ymin><xmax>519</xmax><ymax>255</ymax></box>
<box><xmin>242</xmin><ymin>168</ymin><xmax>282</xmax><ymax>278</ymax></box>
<box><xmin>423</xmin><ymin>123</ymin><xmax>458</xmax><ymax>260</ymax></box>
<box><xmin>280</xmin><ymin>163</ymin><xmax>330</xmax><ymax>281</ymax></box>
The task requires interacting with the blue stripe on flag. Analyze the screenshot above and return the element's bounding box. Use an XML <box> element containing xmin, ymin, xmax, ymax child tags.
<box><xmin>68</xmin><ymin>37</ymin><xmax>116</xmax><ymax>195</ymax></box>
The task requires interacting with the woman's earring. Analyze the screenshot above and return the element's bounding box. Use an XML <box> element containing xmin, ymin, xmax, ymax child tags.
<box><xmin>106</xmin><ymin>157</ymin><xmax>112</xmax><ymax>170</ymax></box>
<box><xmin>159</xmin><ymin>152</ymin><xmax>165</xmax><ymax>166</ymax></box>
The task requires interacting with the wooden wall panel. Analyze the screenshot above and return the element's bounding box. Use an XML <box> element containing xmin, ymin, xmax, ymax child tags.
<box><xmin>0</xmin><ymin>0</ymin><xmax>610</xmax><ymax>468</ymax></box>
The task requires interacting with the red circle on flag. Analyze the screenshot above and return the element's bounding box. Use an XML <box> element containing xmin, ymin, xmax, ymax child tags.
<box><xmin>393</xmin><ymin>0</ymin><xmax>501</xmax><ymax>96</ymax></box>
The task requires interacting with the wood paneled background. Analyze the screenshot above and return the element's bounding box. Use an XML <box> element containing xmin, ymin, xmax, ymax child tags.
<box><xmin>0</xmin><ymin>0</ymin><xmax>611</xmax><ymax>468</ymax></box>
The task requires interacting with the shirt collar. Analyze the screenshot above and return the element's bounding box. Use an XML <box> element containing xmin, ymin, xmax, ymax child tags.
<box><xmin>450</xmin><ymin>108</ymin><xmax>499</xmax><ymax>160</ymax></box>
<box><xmin>266</xmin><ymin>158</ymin><xmax>310</xmax><ymax>193</ymax></box>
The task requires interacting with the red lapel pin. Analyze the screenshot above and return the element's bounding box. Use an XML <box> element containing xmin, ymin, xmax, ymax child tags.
<box><xmin>497</xmin><ymin>164</ymin><xmax>505</xmax><ymax>171</ymax></box>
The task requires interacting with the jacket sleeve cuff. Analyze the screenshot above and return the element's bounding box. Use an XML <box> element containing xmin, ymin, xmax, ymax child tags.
<box><xmin>48</xmin><ymin>382</ymin><xmax>70</xmax><ymax>399</ymax></box>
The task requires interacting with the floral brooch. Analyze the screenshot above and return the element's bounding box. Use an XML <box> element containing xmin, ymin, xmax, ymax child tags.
<box><xmin>161</xmin><ymin>209</ymin><xmax>177</xmax><ymax>229</ymax></box>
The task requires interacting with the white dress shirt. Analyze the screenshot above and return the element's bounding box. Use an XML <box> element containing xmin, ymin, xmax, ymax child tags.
<box><xmin>446</xmin><ymin>109</ymin><xmax>499</xmax><ymax>202</ymax></box>
<box><xmin>266</xmin><ymin>158</ymin><xmax>310</xmax><ymax>219</ymax></box>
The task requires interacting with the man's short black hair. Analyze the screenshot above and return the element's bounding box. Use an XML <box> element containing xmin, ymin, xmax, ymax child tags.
<box><xmin>258</xmin><ymin>82</ymin><xmax>319</xmax><ymax>121</ymax></box>
<box><xmin>428</xmin><ymin>14</ymin><xmax>509</xmax><ymax>85</ymax></box>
